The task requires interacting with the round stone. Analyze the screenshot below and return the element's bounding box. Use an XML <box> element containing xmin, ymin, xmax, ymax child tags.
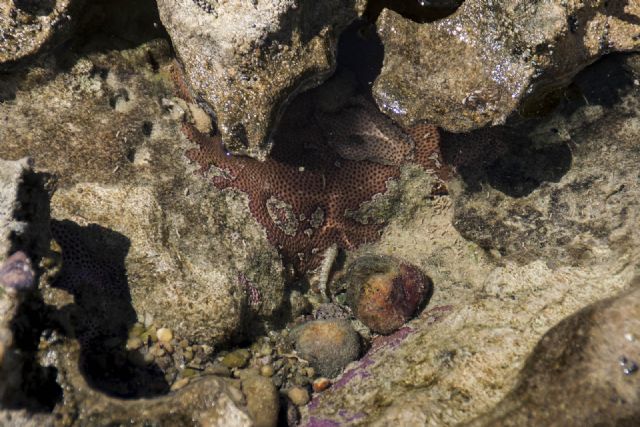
<box><xmin>293</xmin><ymin>319</ymin><xmax>361</xmax><ymax>378</ymax></box>
<box><xmin>222</xmin><ymin>349</ymin><xmax>251</xmax><ymax>369</ymax></box>
<box><xmin>260</xmin><ymin>365</ymin><xmax>275</xmax><ymax>377</ymax></box>
<box><xmin>157</xmin><ymin>327</ymin><xmax>173</xmax><ymax>342</ymax></box>
<box><xmin>346</xmin><ymin>255</ymin><xmax>432</xmax><ymax>335</ymax></box>
<box><xmin>287</xmin><ymin>386</ymin><xmax>310</xmax><ymax>406</ymax></box>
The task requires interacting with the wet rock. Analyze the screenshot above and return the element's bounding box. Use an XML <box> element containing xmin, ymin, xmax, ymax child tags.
<box><xmin>374</xmin><ymin>0</ymin><xmax>640</xmax><ymax>132</ymax></box>
<box><xmin>293</xmin><ymin>319</ymin><xmax>361</xmax><ymax>378</ymax></box>
<box><xmin>0</xmin><ymin>0</ymin><xmax>84</xmax><ymax>69</ymax></box>
<box><xmin>156</xmin><ymin>0</ymin><xmax>365</xmax><ymax>158</ymax></box>
<box><xmin>0</xmin><ymin>40</ymin><xmax>285</xmax><ymax>346</ymax></box>
<box><xmin>469</xmin><ymin>279</ymin><xmax>640</xmax><ymax>426</ymax></box>
<box><xmin>240</xmin><ymin>371</ymin><xmax>279</xmax><ymax>427</ymax></box>
<box><xmin>300</xmin><ymin>55</ymin><xmax>640</xmax><ymax>427</ymax></box>
<box><xmin>53</xmin><ymin>341</ymin><xmax>253</xmax><ymax>426</ymax></box>
<box><xmin>346</xmin><ymin>254</ymin><xmax>432</xmax><ymax>335</ymax></box>
<box><xmin>452</xmin><ymin>54</ymin><xmax>640</xmax><ymax>266</ymax></box>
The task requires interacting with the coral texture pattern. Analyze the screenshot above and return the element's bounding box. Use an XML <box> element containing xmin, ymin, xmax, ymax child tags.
<box><xmin>183</xmin><ymin>87</ymin><xmax>447</xmax><ymax>271</ymax></box>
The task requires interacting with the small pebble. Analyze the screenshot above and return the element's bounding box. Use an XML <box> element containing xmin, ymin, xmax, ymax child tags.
<box><xmin>143</xmin><ymin>351</ymin><xmax>155</xmax><ymax>365</ymax></box>
<box><xmin>205</xmin><ymin>363</ymin><xmax>232</xmax><ymax>377</ymax></box>
<box><xmin>126</xmin><ymin>337</ymin><xmax>143</xmax><ymax>351</ymax></box>
<box><xmin>157</xmin><ymin>327</ymin><xmax>173</xmax><ymax>343</ymax></box>
<box><xmin>260</xmin><ymin>365</ymin><xmax>274</xmax><ymax>377</ymax></box>
<box><xmin>287</xmin><ymin>386</ymin><xmax>310</xmax><ymax>406</ymax></box>
<box><xmin>161</xmin><ymin>341</ymin><xmax>174</xmax><ymax>354</ymax></box>
<box><xmin>129</xmin><ymin>322</ymin><xmax>145</xmax><ymax>338</ymax></box>
<box><xmin>222</xmin><ymin>348</ymin><xmax>251</xmax><ymax>369</ymax></box>
<box><xmin>312</xmin><ymin>377</ymin><xmax>331</xmax><ymax>392</ymax></box>
<box><xmin>181</xmin><ymin>368</ymin><xmax>197</xmax><ymax>378</ymax></box>
<box><xmin>170</xmin><ymin>377</ymin><xmax>190</xmax><ymax>391</ymax></box>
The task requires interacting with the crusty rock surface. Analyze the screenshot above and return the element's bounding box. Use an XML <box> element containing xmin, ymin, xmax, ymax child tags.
<box><xmin>374</xmin><ymin>0</ymin><xmax>640</xmax><ymax>132</ymax></box>
<box><xmin>0</xmin><ymin>39</ymin><xmax>285</xmax><ymax>346</ymax></box>
<box><xmin>467</xmin><ymin>278</ymin><xmax>640</xmax><ymax>426</ymax></box>
<box><xmin>52</xmin><ymin>341</ymin><xmax>253</xmax><ymax>426</ymax></box>
<box><xmin>0</xmin><ymin>0</ymin><xmax>84</xmax><ymax>69</ymax></box>
<box><xmin>156</xmin><ymin>0</ymin><xmax>365</xmax><ymax>159</ymax></box>
<box><xmin>301</xmin><ymin>53</ymin><xmax>640</xmax><ymax>427</ymax></box>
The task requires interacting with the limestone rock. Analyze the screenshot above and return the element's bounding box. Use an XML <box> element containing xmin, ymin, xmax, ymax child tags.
<box><xmin>53</xmin><ymin>341</ymin><xmax>253</xmax><ymax>426</ymax></box>
<box><xmin>0</xmin><ymin>0</ymin><xmax>84</xmax><ymax>69</ymax></box>
<box><xmin>156</xmin><ymin>0</ymin><xmax>365</xmax><ymax>159</ymax></box>
<box><xmin>301</xmin><ymin>54</ymin><xmax>640</xmax><ymax>426</ymax></box>
<box><xmin>374</xmin><ymin>0</ymin><xmax>640</xmax><ymax>132</ymax></box>
<box><xmin>468</xmin><ymin>279</ymin><xmax>640</xmax><ymax>426</ymax></box>
<box><xmin>0</xmin><ymin>40</ymin><xmax>285</xmax><ymax>346</ymax></box>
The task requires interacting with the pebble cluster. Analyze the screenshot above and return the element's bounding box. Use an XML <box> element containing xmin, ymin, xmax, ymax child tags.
<box><xmin>111</xmin><ymin>254</ymin><xmax>433</xmax><ymax>426</ymax></box>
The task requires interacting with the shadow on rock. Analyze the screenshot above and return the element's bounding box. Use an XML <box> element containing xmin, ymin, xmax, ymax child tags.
<box><xmin>441</xmin><ymin>126</ymin><xmax>572</xmax><ymax>198</ymax></box>
<box><xmin>50</xmin><ymin>220</ymin><xmax>169</xmax><ymax>398</ymax></box>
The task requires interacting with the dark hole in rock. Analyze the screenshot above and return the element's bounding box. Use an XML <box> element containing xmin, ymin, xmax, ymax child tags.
<box><xmin>5</xmin><ymin>295</ymin><xmax>63</xmax><ymax>412</ymax></box>
<box><xmin>142</xmin><ymin>121</ymin><xmax>153</xmax><ymax>137</ymax></box>
<box><xmin>147</xmin><ymin>50</ymin><xmax>160</xmax><ymax>73</ymax></box>
<box><xmin>336</xmin><ymin>20</ymin><xmax>384</xmax><ymax>94</ymax></box>
<box><xmin>12</xmin><ymin>0</ymin><xmax>55</xmax><ymax>16</ymax></box>
<box><xmin>268</xmin><ymin>19</ymin><xmax>384</xmax><ymax>170</ymax></box>
<box><xmin>50</xmin><ymin>220</ymin><xmax>170</xmax><ymax>398</ymax></box>
<box><xmin>365</xmin><ymin>0</ymin><xmax>464</xmax><ymax>24</ymax></box>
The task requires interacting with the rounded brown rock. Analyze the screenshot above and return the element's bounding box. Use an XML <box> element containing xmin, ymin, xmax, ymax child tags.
<box><xmin>293</xmin><ymin>320</ymin><xmax>361</xmax><ymax>378</ymax></box>
<box><xmin>346</xmin><ymin>255</ymin><xmax>432</xmax><ymax>335</ymax></box>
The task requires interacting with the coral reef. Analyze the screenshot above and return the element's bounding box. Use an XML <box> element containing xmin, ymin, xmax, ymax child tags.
<box><xmin>157</xmin><ymin>0</ymin><xmax>366</xmax><ymax>158</ymax></box>
<box><xmin>373</xmin><ymin>0</ymin><xmax>640</xmax><ymax>132</ymax></box>
<box><xmin>183</xmin><ymin>68</ymin><xmax>447</xmax><ymax>272</ymax></box>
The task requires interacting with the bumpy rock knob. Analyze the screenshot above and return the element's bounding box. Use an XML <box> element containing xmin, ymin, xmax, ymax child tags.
<box><xmin>346</xmin><ymin>255</ymin><xmax>431</xmax><ymax>335</ymax></box>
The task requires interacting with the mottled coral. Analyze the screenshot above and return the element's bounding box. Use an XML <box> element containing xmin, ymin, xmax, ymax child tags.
<box><xmin>183</xmin><ymin>76</ymin><xmax>447</xmax><ymax>272</ymax></box>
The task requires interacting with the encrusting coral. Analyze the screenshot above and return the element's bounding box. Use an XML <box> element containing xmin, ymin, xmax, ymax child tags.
<box><xmin>181</xmin><ymin>70</ymin><xmax>448</xmax><ymax>272</ymax></box>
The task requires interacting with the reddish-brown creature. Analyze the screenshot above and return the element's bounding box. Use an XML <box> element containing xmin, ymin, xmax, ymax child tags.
<box><xmin>173</xmin><ymin>63</ymin><xmax>450</xmax><ymax>272</ymax></box>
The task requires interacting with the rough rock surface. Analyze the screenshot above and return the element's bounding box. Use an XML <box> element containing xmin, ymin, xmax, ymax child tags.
<box><xmin>156</xmin><ymin>0</ymin><xmax>365</xmax><ymax>158</ymax></box>
<box><xmin>374</xmin><ymin>0</ymin><xmax>640</xmax><ymax>132</ymax></box>
<box><xmin>0</xmin><ymin>39</ymin><xmax>284</xmax><ymax>346</ymax></box>
<box><xmin>52</xmin><ymin>341</ymin><xmax>253</xmax><ymax>426</ymax></box>
<box><xmin>301</xmin><ymin>54</ymin><xmax>640</xmax><ymax>426</ymax></box>
<box><xmin>0</xmin><ymin>0</ymin><xmax>84</xmax><ymax>69</ymax></box>
<box><xmin>0</xmin><ymin>158</ymin><xmax>55</xmax><ymax>425</ymax></box>
<box><xmin>468</xmin><ymin>278</ymin><xmax>640</xmax><ymax>426</ymax></box>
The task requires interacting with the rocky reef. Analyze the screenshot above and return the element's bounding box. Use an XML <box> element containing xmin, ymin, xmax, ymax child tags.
<box><xmin>2</xmin><ymin>0</ymin><xmax>640</xmax><ymax>426</ymax></box>
<box><xmin>157</xmin><ymin>0</ymin><xmax>366</xmax><ymax>158</ymax></box>
<box><xmin>374</xmin><ymin>0</ymin><xmax>640</xmax><ymax>132</ymax></box>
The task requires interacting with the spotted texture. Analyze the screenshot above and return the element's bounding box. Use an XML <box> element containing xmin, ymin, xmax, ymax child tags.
<box><xmin>174</xmin><ymin>56</ymin><xmax>448</xmax><ymax>271</ymax></box>
<box><xmin>184</xmin><ymin>96</ymin><xmax>446</xmax><ymax>271</ymax></box>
